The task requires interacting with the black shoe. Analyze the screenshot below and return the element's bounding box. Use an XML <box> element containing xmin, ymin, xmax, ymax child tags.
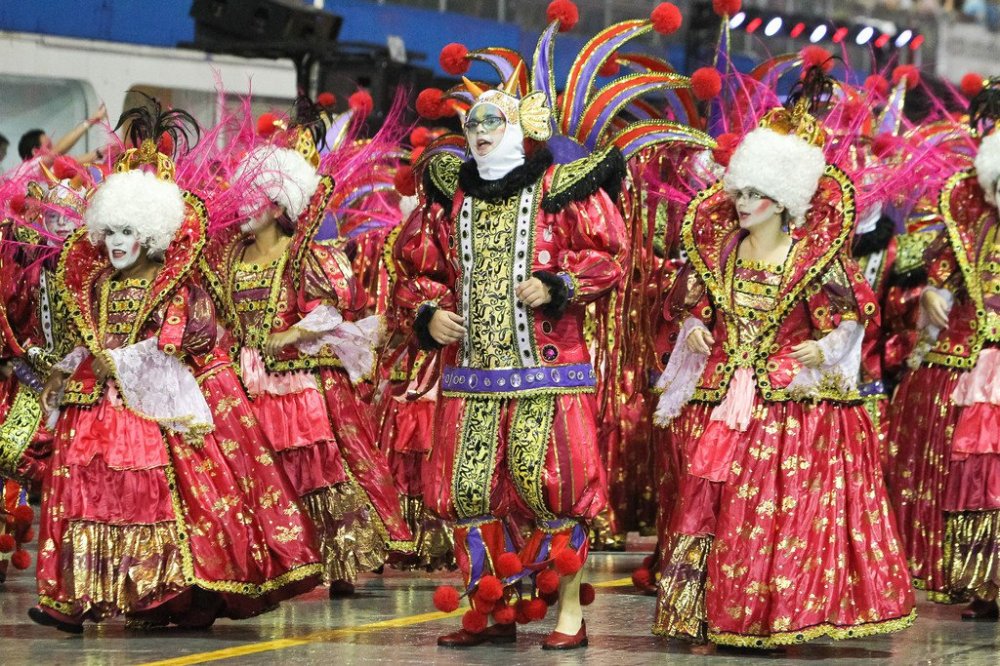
<box><xmin>28</xmin><ymin>606</ymin><xmax>84</xmax><ymax>634</ymax></box>
<box><xmin>328</xmin><ymin>580</ymin><xmax>355</xmax><ymax>598</ymax></box>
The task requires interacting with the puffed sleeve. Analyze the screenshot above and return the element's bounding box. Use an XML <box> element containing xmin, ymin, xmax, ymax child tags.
<box><xmin>175</xmin><ymin>282</ymin><xmax>218</xmax><ymax>357</ymax></box>
<box><xmin>662</xmin><ymin>261</ymin><xmax>713</xmax><ymax>326</ymax></box>
<box><xmin>298</xmin><ymin>242</ymin><xmax>365</xmax><ymax>318</ymax></box>
<box><xmin>393</xmin><ymin>203</ymin><xmax>458</xmax><ymax>349</ymax></box>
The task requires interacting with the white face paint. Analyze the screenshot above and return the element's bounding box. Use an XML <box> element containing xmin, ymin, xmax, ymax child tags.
<box><xmin>42</xmin><ymin>210</ymin><xmax>78</xmax><ymax>243</ymax></box>
<box><xmin>733</xmin><ymin>188</ymin><xmax>784</xmax><ymax>230</ymax></box>
<box><xmin>104</xmin><ymin>225</ymin><xmax>142</xmax><ymax>270</ymax></box>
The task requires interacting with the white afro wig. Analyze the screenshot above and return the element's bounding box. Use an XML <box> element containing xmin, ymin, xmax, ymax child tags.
<box><xmin>975</xmin><ymin>132</ymin><xmax>1000</xmax><ymax>196</ymax></box>
<box><xmin>238</xmin><ymin>146</ymin><xmax>321</xmax><ymax>221</ymax></box>
<box><xmin>723</xmin><ymin>127</ymin><xmax>827</xmax><ymax>220</ymax></box>
<box><xmin>85</xmin><ymin>170</ymin><xmax>185</xmax><ymax>259</ymax></box>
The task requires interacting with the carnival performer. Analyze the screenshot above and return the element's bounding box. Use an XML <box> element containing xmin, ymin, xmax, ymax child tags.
<box><xmin>651</xmin><ymin>91</ymin><xmax>915</xmax><ymax>648</ymax></box>
<box><xmin>395</xmin><ymin>69</ymin><xmax>627</xmax><ymax>649</ymax></box>
<box><xmin>909</xmin><ymin>87</ymin><xmax>1000</xmax><ymax>619</ymax></box>
<box><xmin>30</xmin><ymin>106</ymin><xmax>322</xmax><ymax>633</ymax></box>
<box><xmin>199</xmin><ymin>106</ymin><xmax>412</xmax><ymax>598</ymax></box>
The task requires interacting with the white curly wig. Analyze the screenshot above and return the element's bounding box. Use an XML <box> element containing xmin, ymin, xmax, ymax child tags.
<box><xmin>723</xmin><ymin>127</ymin><xmax>827</xmax><ymax>220</ymax></box>
<box><xmin>975</xmin><ymin>132</ymin><xmax>1000</xmax><ymax>197</ymax></box>
<box><xmin>85</xmin><ymin>170</ymin><xmax>185</xmax><ymax>259</ymax></box>
<box><xmin>237</xmin><ymin>146</ymin><xmax>321</xmax><ymax>221</ymax></box>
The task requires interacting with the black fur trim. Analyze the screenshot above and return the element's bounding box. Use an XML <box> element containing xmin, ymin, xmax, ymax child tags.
<box><xmin>888</xmin><ymin>267</ymin><xmax>928</xmax><ymax>290</ymax></box>
<box><xmin>413</xmin><ymin>304</ymin><xmax>443</xmax><ymax>351</ymax></box>
<box><xmin>541</xmin><ymin>146</ymin><xmax>627</xmax><ymax>213</ymax></box>
<box><xmin>533</xmin><ymin>270</ymin><xmax>569</xmax><ymax>319</ymax></box>
<box><xmin>852</xmin><ymin>215</ymin><xmax>895</xmax><ymax>258</ymax></box>
<box><xmin>422</xmin><ymin>167</ymin><xmax>454</xmax><ymax>211</ymax></box>
<box><xmin>457</xmin><ymin>148</ymin><xmax>554</xmax><ymax>203</ymax></box>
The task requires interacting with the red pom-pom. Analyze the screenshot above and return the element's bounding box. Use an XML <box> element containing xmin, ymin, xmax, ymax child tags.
<box><xmin>871</xmin><ymin>133</ymin><xmax>897</xmax><ymax>159</ymax></box>
<box><xmin>599</xmin><ymin>55</ymin><xmax>620</xmax><ymax>78</ymax></box>
<box><xmin>10</xmin><ymin>549</ymin><xmax>30</xmax><ymax>570</ymax></box>
<box><xmin>439</xmin><ymin>43</ymin><xmax>470</xmax><ymax>76</ymax></box>
<box><xmin>493</xmin><ymin>603</ymin><xmax>516</xmax><ymax>625</ymax></box>
<box><xmin>410</xmin><ymin>127</ymin><xmax>431</xmax><ymax>147</ymax></box>
<box><xmin>52</xmin><ymin>156</ymin><xmax>78</xmax><ymax>180</ymax></box>
<box><xmin>554</xmin><ymin>549</ymin><xmax>583</xmax><ymax>576</ymax></box>
<box><xmin>393</xmin><ymin>166</ymin><xmax>416</xmax><ymax>197</ymax></box>
<box><xmin>892</xmin><ymin>65</ymin><xmax>920</xmax><ymax>91</ymax></box>
<box><xmin>691</xmin><ymin>67</ymin><xmax>722</xmax><ymax>101</ymax></box>
<box><xmin>632</xmin><ymin>566</ymin><xmax>652</xmax><ymax>589</ymax></box>
<box><xmin>157</xmin><ymin>132</ymin><xmax>174</xmax><ymax>156</ymax></box>
<box><xmin>540</xmin><ymin>590</ymin><xmax>560</xmax><ymax>606</ymax></box>
<box><xmin>800</xmin><ymin>45</ymin><xmax>834</xmax><ymax>74</ymax></box>
<box><xmin>961</xmin><ymin>72</ymin><xmax>985</xmax><ymax>98</ymax></box>
<box><xmin>257</xmin><ymin>113</ymin><xmax>281</xmax><ymax>137</ymax></box>
<box><xmin>461</xmin><ymin>609</ymin><xmax>489</xmax><ymax>634</ymax></box>
<box><xmin>525</xmin><ymin>597</ymin><xmax>548</xmax><ymax>621</ymax></box>
<box><xmin>317</xmin><ymin>91</ymin><xmax>336</xmax><ymax>108</ymax></box>
<box><xmin>476</xmin><ymin>575</ymin><xmax>504</xmax><ymax>603</ymax></box>
<box><xmin>536</xmin><ymin>568</ymin><xmax>560</xmax><ymax>594</ymax></box>
<box><xmin>641</xmin><ymin>554</ymin><xmax>656</xmax><ymax>569</ymax></box>
<box><xmin>17</xmin><ymin>528</ymin><xmax>34</xmax><ymax>544</ymax></box>
<box><xmin>579</xmin><ymin>582</ymin><xmax>596</xmax><ymax>606</ymax></box>
<box><xmin>432</xmin><ymin>585</ymin><xmax>461</xmax><ymax>613</ymax></box>
<box><xmin>547</xmin><ymin>0</ymin><xmax>579</xmax><ymax>32</ymax></box>
<box><xmin>496</xmin><ymin>552</ymin><xmax>523</xmax><ymax>579</ymax></box>
<box><xmin>864</xmin><ymin>75</ymin><xmax>890</xmax><ymax>98</ymax></box>
<box><xmin>712</xmin><ymin>0</ymin><xmax>741</xmax><ymax>16</ymax></box>
<box><xmin>0</xmin><ymin>534</ymin><xmax>14</xmax><ymax>554</ymax></box>
<box><xmin>416</xmin><ymin>88</ymin><xmax>445</xmax><ymax>120</ymax></box>
<box><xmin>349</xmin><ymin>90</ymin><xmax>375</xmax><ymax>116</ymax></box>
<box><xmin>651</xmin><ymin>3</ymin><xmax>683</xmax><ymax>35</ymax></box>
<box><xmin>9</xmin><ymin>193</ymin><xmax>27</xmax><ymax>216</ymax></box>
<box><xmin>514</xmin><ymin>599</ymin><xmax>531</xmax><ymax>624</ymax></box>
<box><xmin>12</xmin><ymin>505</ymin><xmax>33</xmax><ymax>526</ymax></box>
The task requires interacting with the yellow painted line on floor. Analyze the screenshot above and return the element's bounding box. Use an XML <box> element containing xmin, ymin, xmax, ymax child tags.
<box><xmin>136</xmin><ymin>577</ymin><xmax>633</xmax><ymax>666</ymax></box>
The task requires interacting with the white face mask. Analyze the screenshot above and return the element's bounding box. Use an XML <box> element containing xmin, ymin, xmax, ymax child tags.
<box><xmin>465</xmin><ymin>97</ymin><xmax>526</xmax><ymax>181</ymax></box>
<box><xmin>734</xmin><ymin>189</ymin><xmax>784</xmax><ymax>230</ymax></box>
<box><xmin>104</xmin><ymin>226</ymin><xmax>142</xmax><ymax>270</ymax></box>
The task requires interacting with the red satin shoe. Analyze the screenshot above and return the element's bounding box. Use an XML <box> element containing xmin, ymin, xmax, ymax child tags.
<box><xmin>541</xmin><ymin>620</ymin><xmax>588</xmax><ymax>650</ymax></box>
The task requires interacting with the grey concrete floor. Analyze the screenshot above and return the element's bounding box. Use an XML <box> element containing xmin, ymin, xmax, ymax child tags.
<box><xmin>1</xmin><ymin>552</ymin><xmax>998</xmax><ymax>665</ymax></box>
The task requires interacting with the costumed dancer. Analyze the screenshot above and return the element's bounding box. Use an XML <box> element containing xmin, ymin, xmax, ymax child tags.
<box><xmin>396</xmin><ymin>60</ymin><xmax>628</xmax><ymax>647</ymax></box>
<box><xmin>911</xmin><ymin>80</ymin><xmax>1000</xmax><ymax>619</ymax></box>
<box><xmin>199</xmin><ymin>99</ymin><xmax>412</xmax><ymax>598</ymax></box>
<box><xmin>651</xmin><ymin>82</ymin><xmax>915</xmax><ymax>648</ymax></box>
<box><xmin>31</xmin><ymin>102</ymin><xmax>322</xmax><ymax>633</ymax></box>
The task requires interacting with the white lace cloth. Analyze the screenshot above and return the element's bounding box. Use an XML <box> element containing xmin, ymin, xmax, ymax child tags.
<box><xmin>53</xmin><ymin>346</ymin><xmax>89</xmax><ymax>375</ymax></box>
<box><xmin>653</xmin><ymin>318</ymin><xmax>710</xmax><ymax>426</ymax></box>
<box><xmin>105</xmin><ymin>338</ymin><xmax>214</xmax><ymax>434</ymax></box>
<box><xmin>785</xmin><ymin>319</ymin><xmax>864</xmax><ymax>398</ymax></box>
<box><xmin>294</xmin><ymin>305</ymin><xmax>383</xmax><ymax>384</ymax></box>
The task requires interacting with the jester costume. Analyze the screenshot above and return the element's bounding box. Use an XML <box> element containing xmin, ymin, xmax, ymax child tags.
<box><xmin>652</xmin><ymin>105</ymin><xmax>914</xmax><ymax>646</ymax></box>
<box><xmin>396</xmin><ymin>72</ymin><xmax>628</xmax><ymax>633</ymax></box>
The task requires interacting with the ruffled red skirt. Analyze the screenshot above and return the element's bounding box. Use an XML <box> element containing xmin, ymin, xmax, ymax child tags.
<box><xmin>655</xmin><ymin>398</ymin><xmax>914</xmax><ymax>646</ymax></box>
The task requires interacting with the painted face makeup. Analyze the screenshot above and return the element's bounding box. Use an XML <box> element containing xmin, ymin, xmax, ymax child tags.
<box><xmin>104</xmin><ymin>225</ymin><xmax>142</xmax><ymax>270</ymax></box>
<box><xmin>464</xmin><ymin>103</ymin><xmax>507</xmax><ymax>157</ymax></box>
<box><xmin>733</xmin><ymin>188</ymin><xmax>782</xmax><ymax>229</ymax></box>
<box><xmin>42</xmin><ymin>210</ymin><xmax>78</xmax><ymax>243</ymax></box>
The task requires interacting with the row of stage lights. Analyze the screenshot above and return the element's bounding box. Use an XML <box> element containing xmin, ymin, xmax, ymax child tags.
<box><xmin>728</xmin><ymin>11</ymin><xmax>923</xmax><ymax>50</ymax></box>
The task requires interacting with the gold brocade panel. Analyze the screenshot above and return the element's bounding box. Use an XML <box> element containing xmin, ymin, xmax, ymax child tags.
<box><xmin>465</xmin><ymin>196</ymin><xmax>521</xmax><ymax>369</ymax></box>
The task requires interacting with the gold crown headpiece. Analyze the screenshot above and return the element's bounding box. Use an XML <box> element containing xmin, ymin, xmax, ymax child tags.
<box><xmin>114</xmin><ymin>139</ymin><xmax>176</xmax><ymax>181</ymax></box>
<box><xmin>461</xmin><ymin>63</ymin><xmax>553</xmax><ymax>142</ymax></box>
<box><xmin>759</xmin><ymin>97</ymin><xmax>827</xmax><ymax>149</ymax></box>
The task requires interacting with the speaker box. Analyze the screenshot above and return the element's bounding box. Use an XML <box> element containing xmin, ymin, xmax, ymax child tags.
<box><xmin>191</xmin><ymin>0</ymin><xmax>341</xmax><ymax>44</ymax></box>
<box><xmin>317</xmin><ymin>56</ymin><xmax>435</xmax><ymax>127</ymax></box>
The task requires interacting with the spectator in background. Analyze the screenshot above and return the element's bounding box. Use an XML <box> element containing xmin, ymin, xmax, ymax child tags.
<box><xmin>17</xmin><ymin>102</ymin><xmax>108</xmax><ymax>165</ymax></box>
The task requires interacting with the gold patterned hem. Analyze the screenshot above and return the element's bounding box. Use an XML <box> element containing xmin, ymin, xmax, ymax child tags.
<box><xmin>396</xmin><ymin>496</ymin><xmax>455</xmax><ymax>571</ymax></box>
<box><xmin>39</xmin><ymin>520</ymin><xmax>187</xmax><ymax>620</ymax></box>
<box><xmin>706</xmin><ymin>609</ymin><xmax>917</xmax><ymax>648</ymax></box>
<box><xmin>652</xmin><ymin>534</ymin><xmax>713</xmax><ymax>643</ymax></box>
<box><xmin>942</xmin><ymin>509</ymin><xmax>1000</xmax><ymax>602</ymax></box>
<box><xmin>302</xmin><ymin>482</ymin><xmax>390</xmax><ymax>583</ymax></box>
